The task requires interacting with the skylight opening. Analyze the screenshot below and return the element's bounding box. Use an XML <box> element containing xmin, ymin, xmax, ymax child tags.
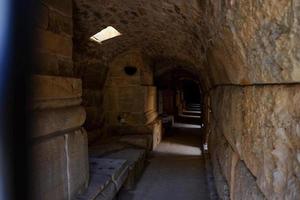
<box><xmin>90</xmin><ymin>26</ymin><xmax>122</xmax><ymax>44</ymax></box>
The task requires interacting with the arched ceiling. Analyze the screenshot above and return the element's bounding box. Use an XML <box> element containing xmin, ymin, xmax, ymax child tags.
<box><xmin>74</xmin><ymin>0</ymin><xmax>207</xmax><ymax>60</ymax></box>
<box><xmin>74</xmin><ymin>0</ymin><xmax>300</xmax><ymax>90</ymax></box>
<box><xmin>73</xmin><ymin>0</ymin><xmax>212</xmax><ymax>87</ymax></box>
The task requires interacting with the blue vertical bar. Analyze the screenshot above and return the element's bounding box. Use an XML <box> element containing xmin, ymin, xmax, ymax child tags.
<box><xmin>0</xmin><ymin>0</ymin><xmax>12</xmax><ymax>199</ymax></box>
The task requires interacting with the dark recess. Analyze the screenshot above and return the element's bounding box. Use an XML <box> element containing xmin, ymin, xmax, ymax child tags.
<box><xmin>124</xmin><ymin>66</ymin><xmax>137</xmax><ymax>76</ymax></box>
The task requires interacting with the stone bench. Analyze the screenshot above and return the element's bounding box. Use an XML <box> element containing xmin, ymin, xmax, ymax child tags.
<box><xmin>76</xmin><ymin>158</ymin><xmax>129</xmax><ymax>200</ymax></box>
<box><xmin>102</xmin><ymin>148</ymin><xmax>147</xmax><ymax>190</ymax></box>
<box><xmin>77</xmin><ymin>134</ymin><xmax>151</xmax><ymax>199</ymax></box>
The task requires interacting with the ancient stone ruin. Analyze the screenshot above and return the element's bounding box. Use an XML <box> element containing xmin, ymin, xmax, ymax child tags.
<box><xmin>29</xmin><ymin>0</ymin><xmax>300</xmax><ymax>199</ymax></box>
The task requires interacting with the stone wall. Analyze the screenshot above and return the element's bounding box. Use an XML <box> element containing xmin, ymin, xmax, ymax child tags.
<box><xmin>35</xmin><ymin>0</ymin><xmax>74</xmax><ymax>77</ymax></box>
<box><xmin>103</xmin><ymin>50</ymin><xmax>161</xmax><ymax>139</ymax></box>
<box><xmin>73</xmin><ymin>0</ymin><xmax>109</xmax><ymax>143</ymax></box>
<box><xmin>204</xmin><ymin>0</ymin><xmax>300</xmax><ymax>85</ymax></box>
<box><xmin>32</xmin><ymin>1</ymin><xmax>89</xmax><ymax>199</ymax></box>
<box><xmin>208</xmin><ymin>85</ymin><xmax>300</xmax><ymax>200</ymax></box>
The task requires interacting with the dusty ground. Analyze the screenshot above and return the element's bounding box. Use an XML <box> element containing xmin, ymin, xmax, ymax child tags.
<box><xmin>119</xmin><ymin>124</ymin><xmax>211</xmax><ymax>200</ymax></box>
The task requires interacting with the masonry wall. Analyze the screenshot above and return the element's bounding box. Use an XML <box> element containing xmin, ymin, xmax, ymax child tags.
<box><xmin>103</xmin><ymin>50</ymin><xmax>162</xmax><ymax>147</ymax></box>
<box><xmin>32</xmin><ymin>0</ymin><xmax>88</xmax><ymax>199</ymax></box>
<box><xmin>208</xmin><ymin>85</ymin><xmax>300</xmax><ymax>200</ymax></box>
<box><xmin>73</xmin><ymin>0</ymin><xmax>110</xmax><ymax>143</ymax></box>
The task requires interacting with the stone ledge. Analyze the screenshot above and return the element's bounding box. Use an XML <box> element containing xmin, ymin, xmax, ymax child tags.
<box><xmin>76</xmin><ymin>158</ymin><xmax>129</xmax><ymax>200</ymax></box>
<box><xmin>103</xmin><ymin>148</ymin><xmax>147</xmax><ymax>190</ymax></box>
<box><xmin>33</xmin><ymin>97</ymin><xmax>82</xmax><ymax>110</ymax></box>
<box><xmin>33</xmin><ymin>75</ymin><xmax>82</xmax><ymax>101</ymax></box>
<box><xmin>33</xmin><ymin>106</ymin><xmax>86</xmax><ymax>138</ymax></box>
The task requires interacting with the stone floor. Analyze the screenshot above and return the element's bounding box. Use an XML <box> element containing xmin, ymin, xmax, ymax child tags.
<box><xmin>119</xmin><ymin>124</ymin><xmax>211</xmax><ymax>200</ymax></box>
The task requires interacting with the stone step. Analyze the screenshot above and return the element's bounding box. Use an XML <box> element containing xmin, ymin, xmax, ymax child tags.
<box><xmin>182</xmin><ymin>111</ymin><xmax>201</xmax><ymax>116</ymax></box>
<box><xmin>76</xmin><ymin>158</ymin><xmax>129</xmax><ymax>200</ymax></box>
<box><xmin>186</xmin><ymin>107</ymin><xmax>201</xmax><ymax>111</ymax></box>
<box><xmin>187</xmin><ymin>104</ymin><xmax>201</xmax><ymax>107</ymax></box>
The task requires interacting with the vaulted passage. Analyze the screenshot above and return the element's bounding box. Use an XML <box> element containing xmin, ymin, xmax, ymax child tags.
<box><xmin>22</xmin><ymin>0</ymin><xmax>300</xmax><ymax>199</ymax></box>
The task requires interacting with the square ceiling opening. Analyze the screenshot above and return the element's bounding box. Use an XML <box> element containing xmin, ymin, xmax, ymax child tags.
<box><xmin>90</xmin><ymin>26</ymin><xmax>122</xmax><ymax>44</ymax></box>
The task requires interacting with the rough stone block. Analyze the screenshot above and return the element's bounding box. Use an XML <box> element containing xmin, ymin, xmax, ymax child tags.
<box><xmin>89</xmin><ymin>158</ymin><xmax>129</xmax><ymax>190</ymax></box>
<box><xmin>48</xmin><ymin>9</ymin><xmax>73</xmax><ymax>36</ymax></box>
<box><xmin>211</xmin><ymin>149</ymin><xmax>230</xmax><ymax>200</ymax></box>
<box><xmin>152</xmin><ymin>119</ymin><xmax>162</xmax><ymax>149</ymax></box>
<box><xmin>36</xmin><ymin>29</ymin><xmax>72</xmax><ymax>57</ymax></box>
<box><xmin>76</xmin><ymin>174</ymin><xmax>114</xmax><ymax>200</ymax></box>
<box><xmin>233</xmin><ymin>161</ymin><xmax>265</xmax><ymax>200</ymax></box>
<box><xmin>67</xmin><ymin>129</ymin><xmax>89</xmax><ymax>198</ymax></box>
<box><xmin>216</xmin><ymin>133</ymin><xmax>234</xmax><ymax>185</ymax></box>
<box><xmin>90</xmin><ymin>158</ymin><xmax>127</xmax><ymax>179</ymax></box>
<box><xmin>144</xmin><ymin>86</ymin><xmax>157</xmax><ymax>112</ymax></box>
<box><xmin>32</xmin><ymin>75</ymin><xmax>82</xmax><ymax>109</ymax></box>
<box><xmin>104</xmin><ymin>148</ymin><xmax>147</xmax><ymax>189</ymax></box>
<box><xmin>118</xmin><ymin>86</ymin><xmax>144</xmax><ymax>112</ymax></box>
<box><xmin>32</xmin><ymin>136</ymin><xmax>68</xmax><ymax>200</ymax></box>
<box><xmin>89</xmin><ymin>142</ymin><xmax>130</xmax><ymax>157</ymax></box>
<box><xmin>210</xmin><ymin>85</ymin><xmax>300</xmax><ymax>199</ymax></box>
<box><xmin>118</xmin><ymin>134</ymin><xmax>153</xmax><ymax>151</ymax></box>
<box><xmin>33</xmin><ymin>75</ymin><xmax>81</xmax><ymax>101</ymax></box>
<box><xmin>43</xmin><ymin>0</ymin><xmax>72</xmax><ymax>16</ymax></box>
<box><xmin>33</xmin><ymin>106</ymin><xmax>86</xmax><ymax>138</ymax></box>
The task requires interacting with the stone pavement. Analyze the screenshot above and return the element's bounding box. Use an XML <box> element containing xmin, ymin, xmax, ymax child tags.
<box><xmin>119</xmin><ymin>125</ymin><xmax>211</xmax><ymax>200</ymax></box>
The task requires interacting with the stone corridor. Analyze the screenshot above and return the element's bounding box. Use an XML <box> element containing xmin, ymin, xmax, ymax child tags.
<box><xmin>119</xmin><ymin>124</ymin><xmax>210</xmax><ymax>200</ymax></box>
<box><xmin>2</xmin><ymin>0</ymin><xmax>298</xmax><ymax>199</ymax></box>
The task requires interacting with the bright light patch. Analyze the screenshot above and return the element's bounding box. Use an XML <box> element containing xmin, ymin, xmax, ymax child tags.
<box><xmin>90</xmin><ymin>26</ymin><xmax>121</xmax><ymax>44</ymax></box>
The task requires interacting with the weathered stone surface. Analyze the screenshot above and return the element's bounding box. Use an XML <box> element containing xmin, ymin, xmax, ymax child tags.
<box><xmin>233</xmin><ymin>161</ymin><xmax>266</xmax><ymax>200</ymax></box>
<box><xmin>33</xmin><ymin>75</ymin><xmax>82</xmax><ymax>101</ymax></box>
<box><xmin>73</xmin><ymin>0</ymin><xmax>209</xmax><ymax>86</ymax></box>
<box><xmin>36</xmin><ymin>29</ymin><xmax>72</xmax><ymax>57</ymax></box>
<box><xmin>109</xmin><ymin>125</ymin><xmax>153</xmax><ymax>136</ymax></box>
<box><xmin>205</xmin><ymin>0</ymin><xmax>300</xmax><ymax>84</ymax></box>
<box><xmin>210</xmin><ymin>85</ymin><xmax>300</xmax><ymax>199</ymax></box>
<box><xmin>43</xmin><ymin>0</ymin><xmax>72</xmax><ymax>16</ymax></box>
<box><xmin>33</xmin><ymin>106</ymin><xmax>86</xmax><ymax>138</ymax></box>
<box><xmin>104</xmin><ymin>148</ymin><xmax>147</xmax><ymax>189</ymax></box>
<box><xmin>89</xmin><ymin>141</ymin><xmax>130</xmax><ymax>157</ymax></box>
<box><xmin>73</xmin><ymin>0</ymin><xmax>300</xmax><ymax>91</ymax></box>
<box><xmin>89</xmin><ymin>158</ymin><xmax>129</xmax><ymax>190</ymax></box>
<box><xmin>101</xmin><ymin>50</ymin><xmax>158</xmax><ymax>137</ymax></box>
<box><xmin>32</xmin><ymin>136</ymin><xmax>68</xmax><ymax>200</ymax></box>
<box><xmin>210</xmin><ymin>146</ymin><xmax>230</xmax><ymax>200</ymax></box>
<box><xmin>34</xmin><ymin>52</ymin><xmax>74</xmax><ymax>77</ymax></box>
<box><xmin>67</xmin><ymin>129</ymin><xmax>89</xmax><ymax>198</ymax></box>
<box><xmin>118</xmin><ymin>134</ymin><xmax>153</xmax><ymax>151</ymax></box>
<box><xmin>152</xmin><ymin>119</ymin><xmax>162</xmax><ymax>148</ymax></box>
<box><xmin>76</xmin><ymin>174</ymin><xmax>114</xmax><ymax>200</ymax></box>
<box><xmin>48</xmin><ymin>9</ymin><xmax>73</xmax><ymax>36</ymax></box>
<box><xmin>34</xmin><ymin>98</ymin><xmax>82</xmax><ymax>110</ymax></box>
<box><xmin>32</xmin><ymin>75</ymin><xmax>81</xmax><ymax>111</ymax></box>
